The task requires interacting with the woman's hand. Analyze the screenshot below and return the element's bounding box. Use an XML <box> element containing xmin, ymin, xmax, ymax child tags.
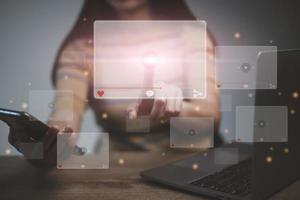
<box><xmin>127</xmin><ymin>83</ymin><xmax>183</xmax><ymax>121</ymax></box>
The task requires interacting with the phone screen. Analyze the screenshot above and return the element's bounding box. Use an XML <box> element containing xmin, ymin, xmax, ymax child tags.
<box><xmin>0</xmin><ymin>109</ymin><xmax>22</xmax><ymax>117</ymax></box>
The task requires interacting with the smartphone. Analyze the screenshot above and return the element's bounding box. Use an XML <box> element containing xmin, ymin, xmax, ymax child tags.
<box><xmin>0</xmin><ymin>108</ymin><xmax>49</xmax><ymax>142</ymax></box>
<box><xmin>0</xmin><ymin>108</ymin><xmax>85</xmax><ymax>156</ymax></box>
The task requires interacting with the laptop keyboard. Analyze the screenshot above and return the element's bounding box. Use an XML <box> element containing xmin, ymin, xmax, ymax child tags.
<box><xmin>190</xmin><ymin>159</ymin><xmax>252</xmax><ymax>197</ymax></box>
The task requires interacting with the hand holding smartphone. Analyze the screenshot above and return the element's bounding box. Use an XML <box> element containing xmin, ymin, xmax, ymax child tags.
<box><xmin>0</xmin><ymin>108</ymin><xmax>60</xmax><ymax>166</ymax></box>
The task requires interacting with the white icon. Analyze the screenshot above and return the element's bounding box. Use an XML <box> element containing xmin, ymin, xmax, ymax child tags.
<box><xmin>240</xmin><ymin>63</ymin><xmax>252</xmax><ymax>73</ymax></box>
<box><xmin>186</xmin><ymin>129</ymin><xmax>198</xmax><ymax>136</ymax></box>
<box><xmin>193</xmin><ymin>89</ymin><xmax>203</xmax><ymax>98</ymax></box>
<box><xmin>243</xmin><ymin>84</ymin><xmax>249</xmax><ymax>89</ymax></box>
<box><xmin>145</xmin><ymin>90</ymin><xmax>154</xmax><ymax>97</ymax></box>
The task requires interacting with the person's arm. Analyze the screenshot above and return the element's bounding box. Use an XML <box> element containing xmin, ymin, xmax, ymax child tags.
<box><xmin>8</xmin><ymin>40</ymin><xmax>91</xmax><ymax>168</ymax></box>
<box><xmin>48</xmin><ymin>68</ymin><xmax>89</xmax><ymax>132</ymax></box>
<box><xmin>48</xmin><ymin>40</ymin><xmax>90</xmax><ymax>133</ymax></box>
<box><xmin>36</xmin><ymin>41</ymin><xmax>91</xmax><ymax>167</ymax></box>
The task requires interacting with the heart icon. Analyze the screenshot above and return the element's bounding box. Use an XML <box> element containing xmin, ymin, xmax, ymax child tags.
<box><xmin>97</xmin><ymin>90</ymin><xmax>104</xmax><ymax>97</ymax></box>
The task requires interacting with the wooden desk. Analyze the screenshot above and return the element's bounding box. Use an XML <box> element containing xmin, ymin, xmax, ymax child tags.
<box><xmin>0</xmin><ymin>151</ymin><xmax>299</xmax><ymax>200</ymax></box>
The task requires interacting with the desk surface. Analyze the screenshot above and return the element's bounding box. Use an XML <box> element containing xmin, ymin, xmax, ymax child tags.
<box><xmin>0</xmin><ymin>151</ymin><xmax>299</xmax><ymax>200</ymax></box>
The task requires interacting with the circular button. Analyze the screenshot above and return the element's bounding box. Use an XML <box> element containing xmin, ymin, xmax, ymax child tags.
<box><xmin>240</xmin><ymin>63</ymin><xmax>252</xmax><ymax>73</ymax></box>
<box><xmin>258</xmin><ymin>120</ymin><xmax>266</xmax><ymax>128</ymax></box>
<box><xmin>143</xmin><ymin>51</ymin><xmax>158</xmax><ymax>67</ymax></box>
<box><xmin>48</xmin><ymin>102</ymin><xmax>54</xmax><ymax>108</ymax></box>
<box><xmin>188</xmin><ymin>129</ymin><xmax>197</xmax><ymax>136</ymax></box>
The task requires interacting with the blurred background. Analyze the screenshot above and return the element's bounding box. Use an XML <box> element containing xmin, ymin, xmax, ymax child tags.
<box><xmin>0</xmin><ymin>0</ymin><xmax>299</xmax><ymax>155</ymax></box>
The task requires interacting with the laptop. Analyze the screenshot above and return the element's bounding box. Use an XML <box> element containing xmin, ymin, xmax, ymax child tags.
<box><xmin>141</xmin><ymin>49</ymin><xmax>300</xmax><ymax>200</ymax></box>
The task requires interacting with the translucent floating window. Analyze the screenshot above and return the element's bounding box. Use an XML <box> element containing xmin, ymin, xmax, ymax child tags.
<box><xmin>170</xmin><ymin>117</ymin><xmax>214</xmax><ymax>148</ymax></box>
<box><xmin>215</xmin><ymin>46</ymin><xmax>277</xmax><ymax>89</ymax></box>
<box><xmin>57</xmin><ymin>132</ymin><xmax>109</xmax><ymax>169</ymax></box>
<box><xmin>28</xmin><ymin>90</ymin><xmax>74</xmax><ymax>122</ymax></box>
<box><xmin>236</xmin><ymin>106</ymin><xmax>288</xmax><ymax>143</ymax></box>
<box><xmin>94</xmin><ymin>21</ymin><xmax>207</xmax><ymax>99</ymax></box>
<box><xmin>220</xmin><ymin>94</ymin><xmax>233</xmax><ymax>112</ymax></box>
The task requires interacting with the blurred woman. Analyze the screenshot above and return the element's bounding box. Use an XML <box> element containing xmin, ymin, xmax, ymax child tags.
<box><xmin>9</xmin><ymin>0</ymin><xmax>220</xmax><ymax>164</ymax></box>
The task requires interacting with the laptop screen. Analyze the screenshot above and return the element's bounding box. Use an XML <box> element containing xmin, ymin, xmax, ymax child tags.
<box><xmin>252</xmin><ymin>50</ymin><xmax>300</xmax><ymax>200</ymax></box>
<box><xmin>217</xmin><ymin>49</ymin><xmax>300</xmax><ymax>199</ymax></box>
<box><xmin>216</xmin><ymin>46</ymin><xmax>278</xmax><ymax>144</ymax></box>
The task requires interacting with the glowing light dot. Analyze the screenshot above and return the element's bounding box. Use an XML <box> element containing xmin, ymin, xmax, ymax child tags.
<box><xmin>102</xmin><ymin>113</ymin><xmax>108</xmax><ymax>119</ymax></box>
<box><xmin>64</xmin><ymin>75</ymin><xmax>69</xmax><ymax>80</ymax></box>
<box><xmin>81</xmin><ymin>164</ymin><xmax>86</xmax><ymax>169</ymax></box>
<box><xmin>28</xmin><ymin>82</ymin><xmax>32</xmax><ymax>86</ymax></box>
<box><xmin>83</xmin><ymin>71</ymin><xmax>89</xmax><ymax>76</ymax></box>
<box><xmin>195</xmin><ymin>106</ymin><xmax>200</xmax><ymax>112</ymax></box>
<box><xmin>266</xmin><ymin>156</ymin><xmax>273</xmax><ymax>163</ymax></box>
<box><xmin>259</xmin><ymin>138</ymin><xmax>264</xmax><ymax>142</ymax></box>
<box><xmin>190</xmin><ymin>144</ymin><xmax>194</xmax><ymax>148</ymax></box>
<box><xmin>143</xmin><ymin>52</ymin><xmax>158</xmax><ymax>66</ymax></box>
<box><xmin>83</xmin><ymin>17</ymin><xmax>87</xmax><ymax>22</ymax></box>
<box><xmin>248</xmin><ymin>93</ymin><xmax>253</xmax><ymax>98</ymax></box>
<box><xmin>161</xmin><ymin>152</ymin><xmax>166</xmax><ymax>156</ymax></box>
<box><xmin>269</xmin><ymin>40</ymin><xmax>274</xmax><ymax>44</ymax></box>
<box><xmin>5</xmin><ymin>149</ymin><xmax>11</xmax><ymax>155</ymax></box>
<box><xmin>284</xmin><ymin>148</ymin><xmax>289</xmax><ymax>153</ymax></box>
<box><xmin>269</xmin><ymin>146</ymin><xmax>274</xmax><ymax>151</ymax></box>
<box><xmin>145</xmin><ymin>56</ymin><xmax>157</xmax><ymax>65</ymax></box>
<box><xmin>9</xmin><ymin>100</ymin><xmax>14</xmax><ymax>104</ymax></box>
<box><xmin>278</xmin><ymin>92</ymin><xmax>282</xmax><ymax>96</ymax></box>
<box><xmin>224</xmin><ymin>129</ymin><xmax>229</xmax><ymax>134</ymax></box>
<box><xmin>21</xmin><ymin>102</ymin><xmax>28</xmax><ymax>109</ymax></box>
<box><xmin>192</xmin><ymin>163</ymin><xmax>199</xmax><ymax>170</ymax></box>
<box><xmin>203</xmin><ymin>152</ymin><xmax>208</xmax><ymax>157</ymax></box>
<box><xmin>243</xmin><ymin>84</ymin><xmax>249</xmax><ymax>89</ymax></box>
<box><xmin>160</xmin><ymin>119</ymin><xmax>165</xmax><ymax>124</ymax></box>
<box><xmin>290</xmin><ymin>109</ymin><xmax>296</xmax><ymax>115</ymax></box>
<box><xmin>292</xmin><ymin>92</ymin><xmax>299</xmax><ymax>99</ymax></box>
<box><xmin>234</xmin><ymin>32</ymin><xmax>241</xmax><ymax>39</ymax></box>
<box><xmin>118</xmin><ymin>158</ymin><xmax>125</xmax><ymax>165</ymax></box>
<box><xmin>88</xmin><ymin>39</ymin><xmax>93</xmax><ymax>44</ymax></box>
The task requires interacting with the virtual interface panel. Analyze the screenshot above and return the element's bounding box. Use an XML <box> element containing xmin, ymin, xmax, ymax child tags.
<box><xmin>94</xmin><ymin>21</ymin><xmax>207</xmax><ymax>99</ymax></box>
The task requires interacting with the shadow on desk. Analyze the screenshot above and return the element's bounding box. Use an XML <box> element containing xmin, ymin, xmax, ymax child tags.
<box><xmin>0</xmin><ymin>152</ymin><xmax>299</xmax><ymax>200</ymax></box>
